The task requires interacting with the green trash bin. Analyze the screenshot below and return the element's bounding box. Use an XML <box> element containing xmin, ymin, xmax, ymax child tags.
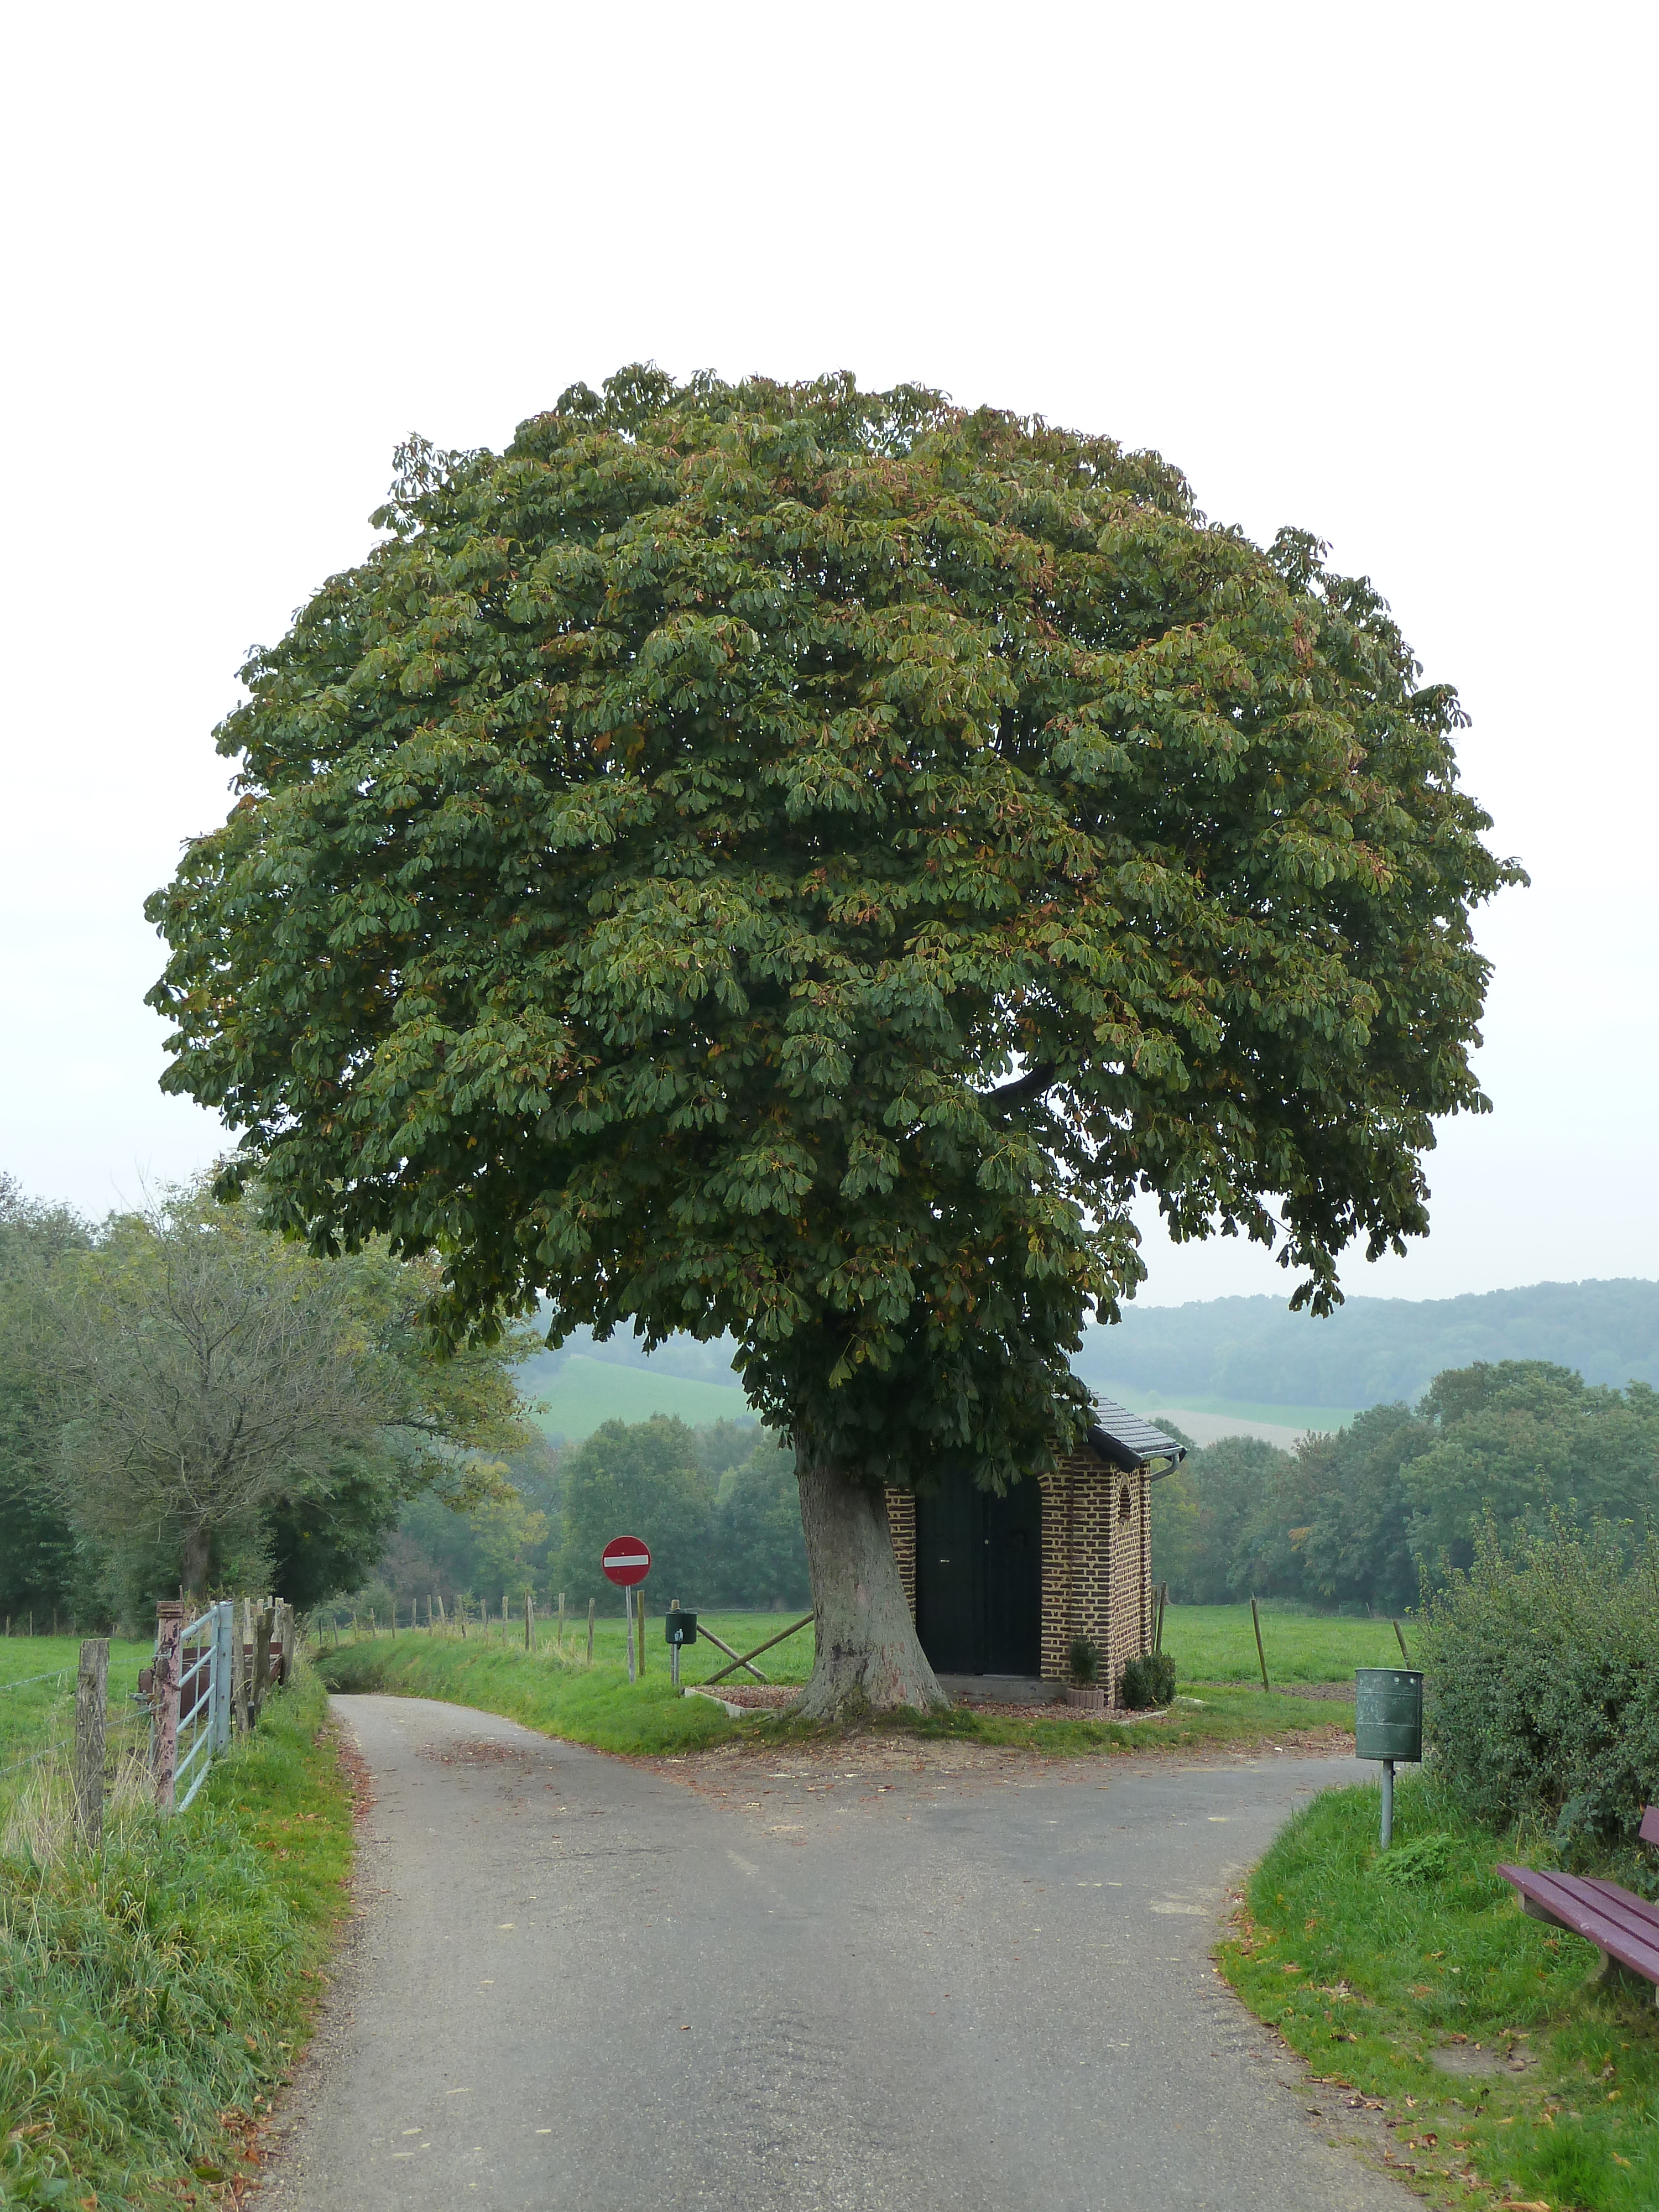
<box><xmin>1354</xmin><ymin>1668</ymin><xmax>1423</xmax><ymax>1763</ymax></box>
<box><xmin>1355</xmin><ymin>1667</ymin><xmax>1422</xmax><ymax>1849</ymax></box>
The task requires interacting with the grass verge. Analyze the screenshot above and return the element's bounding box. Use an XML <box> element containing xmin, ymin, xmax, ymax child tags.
<box><xmin>1219</xmin><ymin>1771</ymin><xmax>1659</xmax><ymax>2210</ymax></box>
<box><xmin>317</xmin><ymin>1632</ymin><xmax>1353</xmax><ymax>1759</ymax></box>
<box><xmin>0</xmin><ymin>1661</ymin><xmax>354</xmax><ymax>2210</ymax></box>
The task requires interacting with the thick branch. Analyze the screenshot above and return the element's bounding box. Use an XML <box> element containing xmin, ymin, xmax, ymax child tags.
<box><xmin>980</xmin><ymin>1062</ymin><xmax>1057</xmax><ymax>1114</ymax></box>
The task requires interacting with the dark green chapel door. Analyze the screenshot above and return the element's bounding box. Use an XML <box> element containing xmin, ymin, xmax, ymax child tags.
<box><xmin>915</xmin><ymin>1480</ymin><xmax>1041</xmax><ymax>1677</ymax></box>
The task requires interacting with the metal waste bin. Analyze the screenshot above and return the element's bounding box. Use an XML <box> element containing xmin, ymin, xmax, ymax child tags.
<box><xmin>1355</xmin><ymin>1667</ymin><xmax>1422</xmax><ymax>1849</ymax></box>
<box><xmin>1354</xmin><ymin>1668</ymin><xmax>1423</xmax><ymax>1763</ymax></box>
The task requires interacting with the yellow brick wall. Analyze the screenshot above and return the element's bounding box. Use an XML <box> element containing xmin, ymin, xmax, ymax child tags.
<box><xmin>1038</xmin><ymin>1453</ymin><xmax>1150</xmax><ymax>1704</ymax></box>
<box><xmin>883</xmin><ymin>1487</ymin><xmax>917</xmax><ymax>1622</ymax></box>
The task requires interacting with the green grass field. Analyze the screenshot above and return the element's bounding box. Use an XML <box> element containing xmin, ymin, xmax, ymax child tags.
<box><xmin>0</xmin><ymin>1636</ymin><xmax>156</xmax><ymax>1824</ymax></box>
<box><xmin>1162</xmin><ymin>1603</ymin><xmax>1413</xmax><ymax>1686</ymax></box>
<box><xmin>1221</xmin><ymin>1772</ymin><xmax>1659</xmax><ymax>2210</ymax></box>
<box><xmin>525</xmin><ymin>1354</ymin><xmax>754</xmax><ymax>1439</ymax></box>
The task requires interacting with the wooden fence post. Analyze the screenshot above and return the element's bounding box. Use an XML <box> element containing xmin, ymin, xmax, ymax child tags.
<box><xmin>153</xmin><ymin>1601</ymin><xmax>184</xmax><ymax>1808</ymax></box>
<box><xmin>73</xmin><ymin>1636</ymin><xmax>108</xmax><ymax>1846</ymax></box>
<box><xmin>557</xmin><ymin>1592</ymin><xmax>566</xmax><ymax>1651</ymax></box>
<box><xmin>1250</xmin><ymin>1595</ymin><xmax>1271</xmax><ymax>1693</ymax></box>
<box><xmin>587</xmin><ymin>1597</ymin><xmax>596</xmax><ymax>1664</ymax></box>
<box><xmin>252</xmin><ymin>1606</ymin><xmax>272</xmax><ymax>1728</ymax></box>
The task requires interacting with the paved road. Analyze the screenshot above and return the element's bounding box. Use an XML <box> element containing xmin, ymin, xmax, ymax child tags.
<box><xmin>265</xmin><ymin>1695</ymin><xmax>1412</xmax><ymax>2211</ymax></box>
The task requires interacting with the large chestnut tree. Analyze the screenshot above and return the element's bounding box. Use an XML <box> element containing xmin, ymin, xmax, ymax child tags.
<box><xmin>148</xmin><ymin>369</ymin><xmax>1520</xmax><ymax>1714</ymax></box>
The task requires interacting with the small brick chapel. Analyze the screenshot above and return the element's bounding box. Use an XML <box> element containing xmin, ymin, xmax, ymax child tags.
<box><xmin>884</xmin><ymin>1397</ymin><xmax>1186</xmax><ymax>1703</ymax></box>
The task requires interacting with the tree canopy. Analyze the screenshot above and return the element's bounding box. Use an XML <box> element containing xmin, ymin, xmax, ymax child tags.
<box><xmin>148</xmin><ymin>367</ymin><xmax>1520</xmax><ymax>1524</ymax></box>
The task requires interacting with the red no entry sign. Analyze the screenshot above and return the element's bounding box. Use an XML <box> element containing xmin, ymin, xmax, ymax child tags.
<box><xmin>601</xmin><ymin>1534</ymin><xmax>652</xmax><ymax>1588</ymax></box>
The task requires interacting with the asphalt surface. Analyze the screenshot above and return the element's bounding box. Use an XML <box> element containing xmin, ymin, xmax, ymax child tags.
<box><xmin>264</xmin><ymin>1694</ymin><xmax>1416</xmax><ymax>2211</ymax></box>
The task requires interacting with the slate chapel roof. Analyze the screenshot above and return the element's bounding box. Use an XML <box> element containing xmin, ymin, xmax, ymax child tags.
<box><xmin>1086</xmin><ymin>1396</ymin><xmax>1187</xmax><ymax>1477</ymax></box>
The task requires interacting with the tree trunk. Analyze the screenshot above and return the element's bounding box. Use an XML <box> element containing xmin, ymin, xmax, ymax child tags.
<box><xmin>182</xmin><ymin>1520</ymin><xmax>212</xmax><ymax>1600</ymax></box>
<box><xmin>794</xmin><ymin>1453</ymin><xmax>947</xmax><ymax>1718</ymax></box>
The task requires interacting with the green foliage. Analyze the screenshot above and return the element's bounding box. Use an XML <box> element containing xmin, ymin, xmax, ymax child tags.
<box><xmin>0</xmin><ymin>1665</ymin><xmax>351</xmax><ymax>2209</ymax></box>
<box><xmin>555</xmin><ymin>1416</ymin><xmax>715</xmax><ymax>1605</ymax></box>
<box><xmin>1419</xmin><ymin>1521</ymin><xmax>1659</xmax><ymax>1872</ymax></box>
<box><xmin>1406</xmin><ymin>1360</ymin><xmax>1659</xmax><ymax>1574</ymax></box>
<box><xmin>147</xmin><ymin>366</ymin><xmax>1517</xmax><ymax>1511</ymax></box>
<box><xmin>1152</xmin><ymin>1358</ymin><xmax>1659</xmax><ymax>1614</ymax></box>
<box><xmin>0</xmin><ymin>1176</ymin><xmax>95</xmax><ymax>1619</ymax></box>
<box><xmin>1220</xmin><ymin>1772</ymin><xmax>1659</xmax><ymax>2212</ymax></box>
<box><xmin>1152</xmin><ymin>1433</ymin><xmax>1297</xmax><ymax>1603</ymax></box>
<box><xmin>1067</xmin><ymin>1634</ymin><xmax>1100</xmax><ymax>1686</ymax></box>
<box><xmin>1371</xmin><ymin>1828</ymin><xmax>1459</xmax><ymax>1885</ymax></box>
<box><xmin>706</xmin><ymin>1432</ymin><xmax>809</xmax><ymax>1608</ymax></box>
<box><xmin>12</xmin><ymin>1174</ymin><xmax>531</xmax><ymax>1613</ymax></box>
<box><xmin>1120</xmin><ymin>1650</ymin><xmax>1175</xmax><ymax>1707</ymax></box>
<box><xmin>354</xmin><ymin>1415</ymin><xmax>805</xmax><ymax>1616</ymax></box>
<box><xmin>1081</xmin><ymin>1275</ymin><xmax>1659</xmax><ymax>1407</ymax></box>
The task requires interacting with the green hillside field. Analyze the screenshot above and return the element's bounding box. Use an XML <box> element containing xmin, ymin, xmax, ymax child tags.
<box><xmin>526</xmin><ymin>1354</ymin><xmax>755</xmax><ymax>1441</ymax></box>
<box><xmin>520</xmin><ymin>1357</ymin><xmax>1349</xmax><ymax>1447</ymax></box>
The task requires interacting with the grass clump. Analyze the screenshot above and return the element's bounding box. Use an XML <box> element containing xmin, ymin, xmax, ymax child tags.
<box><xmin>1220</xmin><ymin>1771</ymin><xmax>1659</xmax><ymax>2210</ymax></box>
<box><xmin>0</xmin><ymin>1662</ymin><xmax>352</xmax><ymax>2209</ymax></box>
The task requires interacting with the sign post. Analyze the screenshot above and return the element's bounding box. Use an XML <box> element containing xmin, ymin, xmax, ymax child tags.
<box><xmin>601</xmin><ymin>1536</ymin><xmax>652</xmax><ymax>1686</ymax></box>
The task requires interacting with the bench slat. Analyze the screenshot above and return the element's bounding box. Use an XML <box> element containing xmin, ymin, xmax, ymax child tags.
<box><xmin>1640</xmin><ymin>1806</ymin><xmax>1659</xmax><ymax>1848</ymax></box>
<box><xmin>1502</xmin><ymin>1867</ymin><xmax>1659</xmax><ymax>1946</ymax></box>
<box><xmin>1497</xmin><ymin>1866</ymin><xmax>1659</xmax><ymax>1984</ymax></box>
<box><xmin>1581</xmin><ymin>1877</ymin><xmax>1659</xmax><ymax>1937</ymax></box>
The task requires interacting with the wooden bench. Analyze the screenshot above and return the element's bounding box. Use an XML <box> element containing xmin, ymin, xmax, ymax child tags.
<box><xmin>1498</xmin><ymin>1807</ymin><xmax>1659</xmax><ymax>2000</ymax></box>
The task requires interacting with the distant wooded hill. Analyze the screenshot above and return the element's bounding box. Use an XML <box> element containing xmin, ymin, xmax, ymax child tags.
<box><xmin>519</xmin><ymin>1279</ymin><xmax>1659</xmax><ymax>1429</ymax></box>
<box><xmin>1075</xmin><ymin>1278</ymin><xmax>1659</xmax><ymax>1411</ymax></box>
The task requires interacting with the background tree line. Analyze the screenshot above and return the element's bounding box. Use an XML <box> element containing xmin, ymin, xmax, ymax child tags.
<box><xmin>1151</xmin><ymin>1360</ymin><xmax>1659</xmax><ymax>1613</ymax></box>
<box><xmin>341</xmin><ymin>1413</ymin><xmax>809</xmax><ymax>1621</ymax></box>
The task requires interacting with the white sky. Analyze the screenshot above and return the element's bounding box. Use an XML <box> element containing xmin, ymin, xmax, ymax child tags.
<box><xmin>2</xmin><ymin>1</ymin><xmax>1653</xmax><ymax>1307</ymax></box>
